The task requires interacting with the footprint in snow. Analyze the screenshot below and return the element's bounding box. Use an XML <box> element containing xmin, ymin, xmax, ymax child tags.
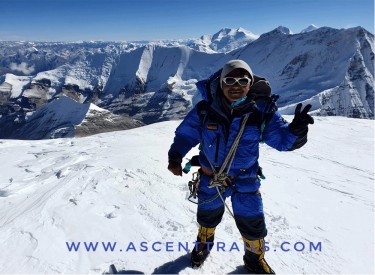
<box><xmin>0</xmin><ymin>190</ymin><xmax>9</xmax><ymax>197</ymax></box>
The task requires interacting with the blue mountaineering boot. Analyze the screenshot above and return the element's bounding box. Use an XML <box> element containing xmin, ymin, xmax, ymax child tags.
<box><xmin>243</xmin><ymin>238</ymin><xmax>275</xmax><ymax>274</ymax></box>
<box><xmin>191</xmin><ymin>226</ymin><xmax>215</xmax><ymax>269</ymax></box>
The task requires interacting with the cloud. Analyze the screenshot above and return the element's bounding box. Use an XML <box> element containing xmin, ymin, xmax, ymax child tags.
<box><xmin>10</xmin><ymin>62</ymin><xmax>35</xmax><ymax>75</ymax></box>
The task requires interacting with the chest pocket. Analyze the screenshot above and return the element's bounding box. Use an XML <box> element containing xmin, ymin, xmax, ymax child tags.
<box><xmin>201</xmin><ymin>121</ymin><xmax>224</xmax><ymax>164</ymax></box>
<box><xmin>234</xmin><ymin>125</ymin><xmax>261</xmax><ymax>163</ymax></box>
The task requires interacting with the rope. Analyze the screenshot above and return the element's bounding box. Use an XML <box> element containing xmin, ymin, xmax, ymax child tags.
<box><xmin>202</xmin><ymin>114</ymin><xmax>250</xmax><ymax>219</ymax></box>
<box><xmin>223</xmin><ymin>114</ymin><xmax>250</xmax><ymax>176</ymax></box>
<box><xmin>216</xmin><ymin>186</ymin><xmax>235</xmax><ymax>218</ymax></box>
<box><xmin>205</xmin><ymin>114</ymin><xmax>250</xmax><ymax>185</ymax></box>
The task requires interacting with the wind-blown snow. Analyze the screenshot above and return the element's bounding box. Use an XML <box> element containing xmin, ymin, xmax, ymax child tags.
<box><xmin>0</xmin><ymin>117</ymin><xmax>373</xmax><ymax>274</ymax></box>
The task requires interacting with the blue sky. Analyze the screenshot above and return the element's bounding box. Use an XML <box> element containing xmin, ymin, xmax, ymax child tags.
<box><xmin>0</xmin><ymin>0</ymin><xmax>373</xmax><ymax>41</ymax></box>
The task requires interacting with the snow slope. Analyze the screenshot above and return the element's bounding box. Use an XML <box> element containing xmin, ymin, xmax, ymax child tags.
<box><xmin>0</xmin><ymin>117</ymin><xmax>374</xmax><ymax>274</ymax></box>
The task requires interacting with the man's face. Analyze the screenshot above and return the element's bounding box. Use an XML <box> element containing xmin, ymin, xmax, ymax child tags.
<box><xmin>222</xmin><ymin>69</ymin><xmax>251</xmax><ymax>102</ymax></box>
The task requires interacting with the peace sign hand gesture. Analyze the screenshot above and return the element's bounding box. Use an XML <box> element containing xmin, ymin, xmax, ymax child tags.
<box><xmin>289</xmin><ymin>103</ymin><xmax>314</xmax><ymax>136</ymax></box>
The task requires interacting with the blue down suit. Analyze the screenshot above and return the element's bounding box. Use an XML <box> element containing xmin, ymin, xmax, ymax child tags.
<box><xmin>168</xmin><ymin>75</ymin><xmax>305</xmax><ymax>240</ymax></box>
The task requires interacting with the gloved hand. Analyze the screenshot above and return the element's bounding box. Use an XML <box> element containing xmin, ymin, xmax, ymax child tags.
<box><xmin>168</xmin><ymin>159</ymin><xmax>182</xmax><ymax>176</ymax></box>
<box><xmin>289</xmin><ymin>103</ymin><xmax>314</xmax><ymax>136</ymax></box>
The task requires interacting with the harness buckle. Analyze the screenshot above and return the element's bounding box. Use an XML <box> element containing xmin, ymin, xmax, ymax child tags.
<box><xmin>208</xmin><ymin>173</ymin><xmax>228</xmax><ymax>188</ymax></box>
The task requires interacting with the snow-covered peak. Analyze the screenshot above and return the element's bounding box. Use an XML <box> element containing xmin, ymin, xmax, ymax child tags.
<box><xmin>88</xmin><ymin>103</ymin><xmax>110</xmax><ymax>113</ymax></box>
<box><xmin>258</xmin><ymin>26</ymin><xmax>293</xmax><ymax>39</ymax></box>
<box><xmin>211</xmin><ymin>27</ymin><xmax>257</xmax><ymax>40</ymax></box>
<box><xmin>301</xmin><ymin>24</ymin><xmax>318</xmax><ymax>33</ymax></box>
<box><xmin>188</xmin><ymin>27</ymin><xmax>259</xmax><ymax>53</ymax></box>
<box><xmin>275</xmin><ymin>26</ymin><xmax>293</xmax><ymax>34</ymax></box>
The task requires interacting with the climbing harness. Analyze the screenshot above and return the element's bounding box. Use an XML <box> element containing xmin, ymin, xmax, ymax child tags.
<box><xmin>186</xmin><ymin>170</ymin><xmax>226</xmax><ymax>205</ymax></box>
<box><xmin>184</xmin><ymin>113</ymin><xmax>251</xmax><ymax>217</ymax></box>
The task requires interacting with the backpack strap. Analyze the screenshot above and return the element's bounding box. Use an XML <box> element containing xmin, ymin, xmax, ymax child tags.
<box><xmin>196</xmin><ymin>100</ymin><xmax>209</xmax><ymax>125</ymax></box>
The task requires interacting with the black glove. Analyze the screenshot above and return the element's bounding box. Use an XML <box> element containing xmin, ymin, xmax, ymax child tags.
<box><xmin>289</xmin><ymin>103</ymin><xmax>314</xmax><ymax>136</ymax></box>
<box><xmin>168</xmin><ymin>158</ymin><xmax>182</xmax><ymax>176</ymax></box>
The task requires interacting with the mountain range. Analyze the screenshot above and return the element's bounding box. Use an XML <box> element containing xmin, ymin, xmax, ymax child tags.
<box><xmin>0</xmin><ymin>25</ymin><xmax>373</xmax><ymax>139</ymax></box>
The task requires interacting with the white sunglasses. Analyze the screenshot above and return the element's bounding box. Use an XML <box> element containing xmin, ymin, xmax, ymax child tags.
<box><xmin>222</xmin><ymin>77</ymin><xmax>252</xmax><ymax>86</ymax></box>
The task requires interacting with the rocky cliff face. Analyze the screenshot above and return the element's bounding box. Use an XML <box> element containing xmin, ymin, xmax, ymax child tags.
<box><xmin>0</xmin><ymin>26</ymin><xmax>373</xmax><ymax>139</ymax></box>
<box><xmin>0</xmin><ymin>96</ymin><xmax>144</xmax><ymax>139</ymax></box>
